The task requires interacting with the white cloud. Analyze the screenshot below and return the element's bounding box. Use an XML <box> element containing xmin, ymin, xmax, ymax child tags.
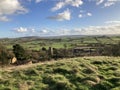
<box><xmin>54</xmin><ymin>24</ymin><xmax>120</xmax><ymax>35</ymax></box>
<box><xmin>27</xmin><ymin>0</ymin><xmax>42</xmax><ymax>3</ymax></box>
<box><xmin>12</xmin><ymin>24</ymin><xmax>120</xmax><ymax>36</ymax></box>
<box><xmin>40</xmin><ymin>29</ymin><xmax>49</xmax><ymax>33</ymax></box>
<box><xmin>0</xmin><ymin>16</ymin><xmax>10</xmax><ymax>22</ymax></box>
<box><xmin>51</xmin><ymin>2</ymin><xmax>65</xmax><ymax>11</ymax></box>
<box><xmin>78</xmin><ymin>14</ymin><xmax>83</xmax><ymax>18</ymax></box>
<box><xmin>14</xmin><ymin>27</ymin><xmax>28</xmax><ymax>33</ymax></box>
<box><xmin>105</xmin><ymin>20</ymin><xmax>120</xmax><ymax>24</ymax></box>
<box><xmin>78</xmin><ymin>11</ymin><xmax>92</xmax><ymax>18</ymax></box>
<box><xmin>96</xmin><ymin>0</ymin><xmax>104</xmax><ymax>5</ymax></box>
<box><xmin>71</xmin><ymin>24</ymin><xmax>120</xmax><ymax>35</ymax></box>
<box><xmin>0</xmin><ymin>0</ymin><xmax>28</xmax><ymax>22</ymax></box>
<box><xmin>13</xmin><ymin>27</ymin><xmax>36</xmax><ymax>33</ymax></box>
<box><xmin>35</xmin><ymin>0</ymin><xmax>42</xmax><ymax>3</ymax></box>
<box><xmin>44</xmin><ymin>24</ymin><xmax>120</xmax><ymax>36</ymax></box>
<box><xmin>102</xmin><ymin>0</ymin><xmax>118</xmax><ymax>7</ymax></box>
<box><xmin>50</xmin><ymin>24</ymin><xmax>120</xmax><ymax>36</ymax></box>
<box><xmin>31</xmin><ymin>28</ymin><xmax>35</xmax><ymax>33</ymax></box>
<box><xmin>95</xmin><ymin>0</ymin><xmax>119</xmax><ymax>7</ymax></box>
<box><xmin>104</xmin><ymin>1</ymin><xmax>115</xmax><ymax>7</ymax></box>
<box><xmin>51</xmin><ymin>0</ymin><xmax>83</xmax><ymax>11</ymax></box>
<box><xmin>48</xmin><ymin>9</ymin><xmax>71</xmax><ymax>21</ymax></box>
<box><xmin>87</xmin><ymin>12</ymin><xmax>92</xmax><ymax>16</ymax></box>
<box><xmin>69</xmin><ymin>0</ymin><xmax>83</xmax><ymax>7</ymax></box>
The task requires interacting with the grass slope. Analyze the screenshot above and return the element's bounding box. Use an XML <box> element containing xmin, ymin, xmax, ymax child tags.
<box><xmin>0</xmin><ymin>56</ymin><xmax>120</xmax><ymax>90</ymax></box>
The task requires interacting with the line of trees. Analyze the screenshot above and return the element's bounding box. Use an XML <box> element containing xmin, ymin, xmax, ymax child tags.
<box><xmin>102</xmin><ymin>42</ymin><xmax>120</xmax><ymax>56</ymax></box>
<box><xmin>0</xmin><ymin>42</ymin><xmax>120</xmax><ymax>65</ymax></box>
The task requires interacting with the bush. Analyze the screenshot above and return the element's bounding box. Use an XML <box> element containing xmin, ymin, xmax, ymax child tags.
<box><xmin>103</xmin><ymin>42</ymin><xmax>120</xmax><ymax>56</ymax></box>
<box><xmin>13</xmin><ymin>44</ymin><xmax>30</xmax><ymax>63</ymax></box>
<box><xmin>0</xmin><ymin>44</ymin><xmax>13</xmax><ymax>65</ymax></box>
<box><xmin>0</xmin><ymin>50</ymin><xmax>9</xmax><ymax>65</ymax></box>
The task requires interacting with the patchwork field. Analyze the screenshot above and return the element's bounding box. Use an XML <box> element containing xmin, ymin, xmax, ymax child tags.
<box><xmin>0</xmin><ymin>36</ymin><xmax>120</xmax><ymax>50</ymax></box>
<box><xmin>0</xmin><ymin>56</ymin><xmax>120</xmax><ymax>90</ymax></box>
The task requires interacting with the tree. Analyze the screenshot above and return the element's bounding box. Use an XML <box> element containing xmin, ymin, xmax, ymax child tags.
<box><xmin>111</xmin><ymin>42</ymin><xmax>120</xmax><ymax>56</ymax></box>
<box><xmin>41</xmin><ymin>47</ymin><xmax>47</xmax><ymax>51</ymax></box>
<box><xmin>0</xmin><ymin>50</ymin><xmax>9</xmax><ymax>65</ymax></box>
<box><xmin>13</xmin><ymin>44</ymin><xmax>29</xmax><ymax>62</ymax></box>
<box><xmin>0</xmin><ymin>44</ymin><xmax>13</xmax><ymax>65</ymax></box>
<box><xmin>103</xmin><ymin>42</ymin><xmax>120</xmax><ymax>56</ymax></box>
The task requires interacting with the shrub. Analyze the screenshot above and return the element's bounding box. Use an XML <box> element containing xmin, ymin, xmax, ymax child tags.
<box><xmin>13</xmin><ymin>44</ymin><xmax>30</xmax><ymax>63</ymax></box>
<box><xmin>103</xmin><ymin>42</ymin><xmax>120</xmax><ymax>56</ymax></box>
<box><xmin>0</xmin><ymin>44</ymin><xmax>13</xmax><ymax>65</ymax></box>
<box><xmin>0</xmin><ymin>50</ymin><xmax>9</xmax><ymax>65</ymax></box>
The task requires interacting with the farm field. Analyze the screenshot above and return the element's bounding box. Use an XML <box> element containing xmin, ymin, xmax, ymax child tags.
<box><xmin>0</xmin><ymin>35</ymin><xmax>120</xmax><ymax>50</ymax></box>
<box><xmin>0</xmin><ymin>56</ymin><xmax>120</xmax><ymax>90</ymax></box>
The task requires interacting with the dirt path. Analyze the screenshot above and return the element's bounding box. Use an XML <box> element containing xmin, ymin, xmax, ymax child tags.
<box><xmin>1</xmin><ymin>60</ymin><xmax>60</xmax><ymax>72</ymax></box>
<box><xmin>1</xmin><ymin>57</ymin><xmax>107</xmax><ymax>72</ymax></box>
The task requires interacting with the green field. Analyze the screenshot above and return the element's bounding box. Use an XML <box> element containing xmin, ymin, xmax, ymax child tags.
<box><xmin>0</xmin><ymin>36</ymin><xmax>120</xmax><ymax>50</ymax></box>
<box><xmin>0</xmin><ymin>56</ymin><xmax>120</xmax><ymax>90</ymax></box>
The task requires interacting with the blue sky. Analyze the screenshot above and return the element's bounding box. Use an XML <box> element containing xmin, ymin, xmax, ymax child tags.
<box><xmin>0</xmin><ymin>0</ymin><xmax>120</xmax><ymax>38</ymax></box>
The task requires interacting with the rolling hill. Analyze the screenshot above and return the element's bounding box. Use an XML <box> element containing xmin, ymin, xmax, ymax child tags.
<box><xmin>0</xmin><ymin>56</ymin><xmax>120</xmax><ymax>90</ymax></box>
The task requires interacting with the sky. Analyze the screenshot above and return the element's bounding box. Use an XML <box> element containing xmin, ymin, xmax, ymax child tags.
<box><xmin>0</xmin><ymin>0</ymin><xmax>120</xmax><ymax>38</ymax></box>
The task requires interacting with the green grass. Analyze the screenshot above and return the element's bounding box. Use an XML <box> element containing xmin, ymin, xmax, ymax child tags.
<box><xmin>1</xmin><ymin>36</ymin><xmax>120</xmax><ymax>50</ymax></box>
<box><xmin>0</xmin><ymin>56</ymin><xmax>120</xmax><ymax>90</ymax></box>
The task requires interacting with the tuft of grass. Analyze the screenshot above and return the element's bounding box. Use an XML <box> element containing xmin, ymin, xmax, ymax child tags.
<box><xmin>42</xmin><ymin>74</ymin><xmax>76</xmax><ymax>90</ymax></box>
<box><xmin>18</xmin><ymin>81</ymin><xmax>29</xmax><ymax>90</ymax></box>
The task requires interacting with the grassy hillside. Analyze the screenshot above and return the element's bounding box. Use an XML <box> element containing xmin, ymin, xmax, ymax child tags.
<box><xmin>0</xmin><ymin>56</ymin><xmax>120</xmax><ymax>90</ymax></box>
